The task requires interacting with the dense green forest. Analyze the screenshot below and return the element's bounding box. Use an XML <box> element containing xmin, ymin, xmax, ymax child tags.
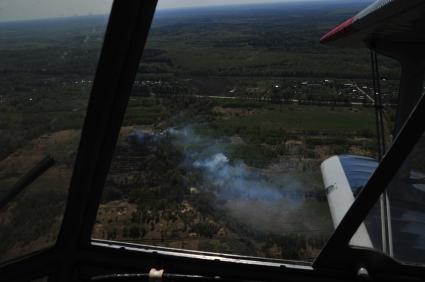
<box><xmin>139</xmin><ymin>1</ymin><xmax>399</xmax><ymax>79</ymax></box>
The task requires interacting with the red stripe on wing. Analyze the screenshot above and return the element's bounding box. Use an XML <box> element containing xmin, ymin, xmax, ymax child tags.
<box><xmin>320</xmin><ymin>17</ymin><xmax>355</xmax><ymax>44</ymax></box>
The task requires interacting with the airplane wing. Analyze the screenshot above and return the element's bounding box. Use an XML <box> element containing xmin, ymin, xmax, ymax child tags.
<box><xmin>320</xmin><ymin>0</ymin><xmax>425</xmax><ymax>47</ymax></box>
<box><xmin>321</xmin><ymin>155</ymin><xmax>378</xmax><ymax>249</ymax></box>
<box><xmin>321</xmin><ymin>154</ymin><xmax>425</xmax><ymax>264</ymax></box>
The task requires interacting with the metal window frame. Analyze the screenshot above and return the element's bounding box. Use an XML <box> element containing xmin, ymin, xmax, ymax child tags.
<box><xmin>1</xmin><ymin>0</ymin><xmax>425</xmax><ymax>281</ymax></box>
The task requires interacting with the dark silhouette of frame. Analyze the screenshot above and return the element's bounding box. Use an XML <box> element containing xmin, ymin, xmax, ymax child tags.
<box><xmin>0</xmin><ymin>1</ymin><xmax>425</xmax><ymax>281</ymax></box>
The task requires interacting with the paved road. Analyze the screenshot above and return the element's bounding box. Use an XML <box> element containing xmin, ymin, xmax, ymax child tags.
<box><xmin>194</xmin><ymin>95</ymin><xmax>366</xmax><ymax>106</ymax></box>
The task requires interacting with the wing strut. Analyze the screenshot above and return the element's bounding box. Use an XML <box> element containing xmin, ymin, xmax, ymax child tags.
<box><xmin>371</xmin><ymin>48</ymin><xmax>394</xmax><ymax>257</ymax></box>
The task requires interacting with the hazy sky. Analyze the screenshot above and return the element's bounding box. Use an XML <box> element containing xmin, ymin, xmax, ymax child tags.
<box><xmin>157</xmin><ymin>0</ymin><xmax>309</xmax><ymax>9</ymax></box>
<box><xmin>0</xmin><ymin>0</ymin><xmax>112</xmax><ymax>22</ymax></box>
<box><xmin>0</xmin><ymin>0</ymin><xmax>319</xmax><ymax>22</ymax></box>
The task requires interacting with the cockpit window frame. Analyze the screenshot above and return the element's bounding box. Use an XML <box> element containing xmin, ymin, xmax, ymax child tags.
<box><xmin>0</xmin><ymin>0</ymin><xmax>158</xmax><ymax>280</ymax></box>
<box><xmin>1</xmin><ymin>0</ymin><xmax>425</xmax><ymax>281</ymax></box>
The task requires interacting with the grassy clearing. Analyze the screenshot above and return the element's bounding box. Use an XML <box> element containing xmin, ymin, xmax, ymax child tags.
<box><xmin>214</xmin><ymin>104</ymin><xmax>375</xmax><ymax>134</ymax></box>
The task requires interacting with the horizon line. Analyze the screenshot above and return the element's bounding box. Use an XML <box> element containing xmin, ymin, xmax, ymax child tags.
<box><xmin>0</xmin><ymin>0</ymin><xmax>372</xmax><ymax>24</ymax></box>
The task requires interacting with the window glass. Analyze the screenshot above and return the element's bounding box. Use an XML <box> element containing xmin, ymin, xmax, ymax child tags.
<box><xmin>349</xmin><ymin>132</ymin><xmax>425</xmax><ymax>265</ymax></box>
<box><xmin>323</xmin><ymin>55</ymin><xmax>401</xmax><ymax>253</ymax></box>
<box><xmin>0</xmin><ymin>0</ymin><xmax>113</xmax><ymax>264</ymax></box>
<box><xmin>347</xmin><ymin>63</ymin><xmax>425</xmax><ymax>264</ymax></box>
<box><xmin>94</xmin><ymin>0</ymin><xmax>382</xmax><ymax>262</ymax></box>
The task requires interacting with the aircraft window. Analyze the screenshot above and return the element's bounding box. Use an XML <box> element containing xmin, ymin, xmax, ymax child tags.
<box><xmin>322</xmin><ymin>55</ymin><xmax>401</xmax><ymax>254</ymax></box>
<box><xmin>350</xmin><ymin>132</ymin><xmax>425</xmax><ymax>265</ymax></box>
<box><xmin>0</xmin><ymin>0</ymin><xmax>113</xmax><ymax>264</ymax></box>
<box><xmin>93</xmin><ymin>1</ymin><xmax>381</xmax><ymax>262</ymax></box>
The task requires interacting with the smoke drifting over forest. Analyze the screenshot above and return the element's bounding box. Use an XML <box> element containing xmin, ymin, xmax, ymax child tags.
<box><xmin>132</xmin><ymin>127</ymin><xmax>312</xmax><ymax>234</ymax></box>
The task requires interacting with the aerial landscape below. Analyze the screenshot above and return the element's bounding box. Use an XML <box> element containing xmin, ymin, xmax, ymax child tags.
<box><xmin>0</xmin><ymin>0</ymin><xmax>400</xmax><ymax>263</ymax></box>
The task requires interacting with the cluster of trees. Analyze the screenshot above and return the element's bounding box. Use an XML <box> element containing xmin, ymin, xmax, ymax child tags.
<box><xmin>0</xmin><ymin>85</ymin><xmax>87</xmax><ymax>160</ymax></box>
<box><xmin>0</xmin><ymin>188</ymin><xmax>66</xmax><ymax>262</ymax></box>
<box><xmin>263</xmin><ymin>233</ymin><xmax>329</xmax><ymax>260</ymax></box>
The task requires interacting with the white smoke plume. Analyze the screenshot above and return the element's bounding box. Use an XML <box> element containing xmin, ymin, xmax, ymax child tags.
<box><xmin>167</xmin><ymin>127</ymin><xmax>313</xmax><ymax>233</ymax></box>
<box><xmin>131</xmin><ymin>126</ymin><xmax>314</xmax><ymax>234</ymax></box>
